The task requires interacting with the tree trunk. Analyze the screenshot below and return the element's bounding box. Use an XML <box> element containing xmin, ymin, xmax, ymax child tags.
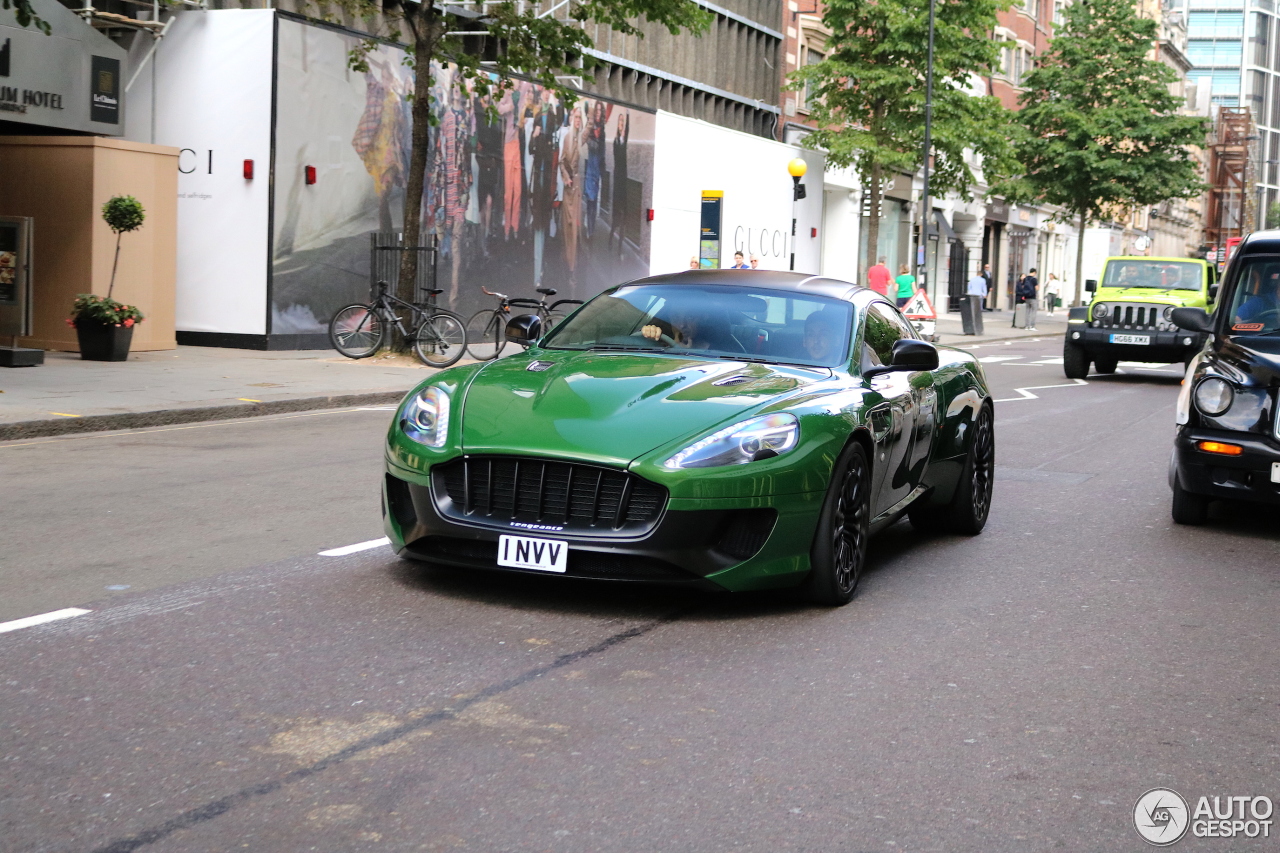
<box><xmin>1074</xmin><ymin>209</ymin><xmax>1086</xmax><ymax>307</ymax></box>
<box><xmin>108</xmin><ymin>231</ymin><xmax>122</xmax><ymax>300</ymax></box>
<box><xmin>398</xmin><ymin>9</ymin><xmax>438</xmax><ymax>308</ymax></box>
<box><xmin>864</xmin><ymin>161</ymin><xmax>884</xmax><ymax>281</ymax></box>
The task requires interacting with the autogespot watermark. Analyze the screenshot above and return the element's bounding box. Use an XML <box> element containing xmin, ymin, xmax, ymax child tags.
<box><xmin>1133</xmin><ymin>788</ymin><xmax>1275</xmax><ymax>845</ymax></box>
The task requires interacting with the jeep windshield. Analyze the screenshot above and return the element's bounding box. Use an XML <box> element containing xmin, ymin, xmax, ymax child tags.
<box><xmin>1226</xmin><ymin>258</ymin><xmax>1280</xmax><ymax>336</ymax></box>
<box><xmin>540</xmin><ymin>284</ymin><xmax>855</xmax><ymax>368</ymax></box>
<box><xmin>1102</xmin><ymin>260</ymin><xmax>1202</xmax><ymax>291</ymax></box>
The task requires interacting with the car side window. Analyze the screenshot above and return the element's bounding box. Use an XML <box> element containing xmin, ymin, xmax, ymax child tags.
<box><xmin>860</xmin><ymin>301</ymin><xmax>916</xmax><ymax>370</ymax></box>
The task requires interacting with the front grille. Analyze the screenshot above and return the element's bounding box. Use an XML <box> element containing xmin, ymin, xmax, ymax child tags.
<box><xmin>1094</xmin><ymin>302</ymin><xmax>1167</xmax><ymax>330</ymax></box>
<box><xmin>432</xmin><ymin>456</ymin><xmax>667</xmax><ymax>535</ymax></box>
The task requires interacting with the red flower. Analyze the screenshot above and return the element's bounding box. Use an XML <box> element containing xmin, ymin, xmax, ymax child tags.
<box><xmin>123</xmin><ymin>318</ymin><xmax>135</xmax><ymax>328</ymax></box>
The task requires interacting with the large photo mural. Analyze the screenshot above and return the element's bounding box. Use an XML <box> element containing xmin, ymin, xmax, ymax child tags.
<box><xmin>271</xmin><ymin>17</ymin><xmax>655</xmax><ymax>336</ymax></box>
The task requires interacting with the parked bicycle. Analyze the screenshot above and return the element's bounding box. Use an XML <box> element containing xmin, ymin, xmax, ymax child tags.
<box><xmin>329</xmin><ymin>281</ymin><xmax>467</xmax><ymax>368</ymax></box>
<box><xmin>465</xmin><ymin>286</ymin><xmax>584</xmax><ymax>361</ymax></box>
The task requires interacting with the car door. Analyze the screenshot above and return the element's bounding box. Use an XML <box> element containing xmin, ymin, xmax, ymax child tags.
<box><xmin>859</xmin><ymin>301</ymin><xmax>920</xmax><ymax>516</ymax></box>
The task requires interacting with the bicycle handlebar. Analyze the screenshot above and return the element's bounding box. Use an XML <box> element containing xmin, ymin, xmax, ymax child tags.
<box><xmin>480</xmin><ymin>285</ymin><xmax>509</xmax><ymax>300</ymax></box>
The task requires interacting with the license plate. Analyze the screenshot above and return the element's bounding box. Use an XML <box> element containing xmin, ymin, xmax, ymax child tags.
<box><xmin>1110</xmin><ymin>334</ymin><xmax>1151</xmax><ymax>345</ymax></box>
<box><xmin>1272</xmin><ymin>463</ymin><xmax>1280</xmax><ymax>484</ymax></box>
<box><xmin>497</xmin><ymin>534</ymin><xmax>568</xmax><ymax>573</ymax></box>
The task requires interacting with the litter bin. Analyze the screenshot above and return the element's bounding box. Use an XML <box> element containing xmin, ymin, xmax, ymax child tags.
<box><xmin>959</xmin><ymin>295</ymin><xmax>984</xmax><ymax>336</ymax></box>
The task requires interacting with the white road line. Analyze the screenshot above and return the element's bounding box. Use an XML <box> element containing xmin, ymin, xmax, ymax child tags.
<box><xmin>978</xmin><ymin>355</ymin><xmax>1024</xmax><ymax>363</ymax></box>
<box><xmin>319</xmin><ymin>537</ymin><xmax>391</xmax><ymax>557</ymax></box>
<box><xmin>0</xmin><ymin>607</ymin><xmax>91</xmax><ymax>634</ymax></box>
<box><xmin>994</xmin><ymin>378</ymin><xmax>1089</xmax><ymax>403</ymax></box>
<box><xmin>356</xmin><ymin>406</ymin><xmax>398</xmax><ymax>411</ymax></box>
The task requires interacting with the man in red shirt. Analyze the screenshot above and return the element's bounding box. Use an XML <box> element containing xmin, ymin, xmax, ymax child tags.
<box><xmin>866</xmin><ymin>257</ymin><xmax>892</xmax><ymax>296</ymax></box>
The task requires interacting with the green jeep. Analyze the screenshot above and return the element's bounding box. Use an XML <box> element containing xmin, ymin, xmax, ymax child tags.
<box><xmin>1063</xmin><ymin>256</ymin><xmax>1217</xmax><ymax>378</ymax></box>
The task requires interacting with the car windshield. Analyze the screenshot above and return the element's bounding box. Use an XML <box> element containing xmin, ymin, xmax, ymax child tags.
<box><xmin>541</xmin><ymin>284</ymin><xmax>855</xmax><ymax>367</ymax></box>
<box><xmin>1102</xmin><ymin>260</ymin><xmax>1202</xmax><ymax>291</ymax></box>
<box><xmin>1226</xmin><ymin>258</ymin><xmax>1280</xmax><ymax>336</ymax></box>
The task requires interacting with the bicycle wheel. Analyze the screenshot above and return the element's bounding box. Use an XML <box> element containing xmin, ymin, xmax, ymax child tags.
<box><xmin>413</xmin><ymin>311</ymin><xmax>467</xmax><ymax>368</ymax></box>
<box><xmin>329</xmin><ymin>303</ymin><xmax>385</xmax><ymax>358</ymax></box>
<box><xmin>466</xmin><ymin>309</ymin><xmax>507</xmax><ymax>361</ymax></box>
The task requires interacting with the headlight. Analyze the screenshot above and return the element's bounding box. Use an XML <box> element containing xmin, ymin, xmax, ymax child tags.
<box><xmin>1092</xmin><ymin>303</ymin><xmax>1109</xmax><ymax>321</ymax></box>
<box><xmin>664</xmin><ymin>413</ymin><xmax>799</xmax><ymax>469</ymax></box>
<box><xmin>401</xmin><ymin>386</ymin><xmax>450</xmax><ymax>447</ymax></box>
<box><xmin>1193</xmin><ymin>376</ymin><xmax>1233</xmax><ymax>416</ymax></box>
<box><xmin>1162</xmin><ymin>306</ymin><xmax>1174</xmax><ymax>321</ymax></box>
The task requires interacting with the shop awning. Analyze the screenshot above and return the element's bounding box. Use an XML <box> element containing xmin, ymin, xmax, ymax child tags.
<box><xmin>927</xmin><ymin>210</ymin><xmax>958</xmax><ymax>242</ymax></box>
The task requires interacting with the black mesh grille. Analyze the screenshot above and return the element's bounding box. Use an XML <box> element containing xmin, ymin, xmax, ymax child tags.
<box><xmin>432</xmin><ymin>456</ymin><xmax>667</xmax><ymax>535</ymax></box>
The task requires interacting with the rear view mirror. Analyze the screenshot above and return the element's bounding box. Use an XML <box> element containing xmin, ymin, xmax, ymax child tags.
<box><xmin>505</xmin><ymin>313</ymin><xmax>544</xmax><ymax>347</ymax></box>
<box><xmin>1085</xmin><ymin>279</ymin><xmax>1098</xmax><ymax>293</ymax></box>
<box><xmin>1171</xmin><ymin>307</ymin><xmax>1213</xmax><ymax>334</ymax></box>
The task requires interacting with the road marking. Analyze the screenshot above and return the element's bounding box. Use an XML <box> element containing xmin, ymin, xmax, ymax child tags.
<box><xmin>237</xmin><ymin>398</ymin><xmax>262</xmax><ymax>403</ymax></box>
<box><xmin>0</xmin><ymin>607</ymin><xmax>91</xmax><ymax>634</ymax></box>
<box><xmin>319</xmin><ymin>537</ymin><xmax>390</xmax><ymax>557</ymax></box>
<box><xmin>356</xmin><ymin>406</ymin><xmax>398</xmax><ymax>411</ymax></box>
<box><xmin>49</xmin><ymin>412</ymin><xmax>82</xmax><ymax>418</ymax></box>
<box><xmin>995</xmin><ymin>378</ymin><xmax>1088</xmax><ymax>402</ymax></box>
<box><xmin>978</xmin><ymin>355</ymin><xmax>1023</xmax><ymax>363</ymax></box>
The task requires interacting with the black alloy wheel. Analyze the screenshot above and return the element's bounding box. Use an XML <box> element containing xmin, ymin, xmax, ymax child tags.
<box><xmin>804</xmin><ymin>442</ymin><xmax>871</xmax><ymax>606</ymax></box>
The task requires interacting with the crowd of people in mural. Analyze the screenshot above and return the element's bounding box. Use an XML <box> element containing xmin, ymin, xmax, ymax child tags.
<box><xmin>352</xmin><ymin>61</ymin><xmax>650</xmax><ymax>315</ymax></box>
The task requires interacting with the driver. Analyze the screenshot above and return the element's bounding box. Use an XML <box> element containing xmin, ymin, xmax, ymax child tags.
<box><xmin>1234</xmin><ymin>267</ymin><xmax>1280</xmax><ymax>325</ymax></box>
<box><xmin>803</xmin><ymin>310</ymin><xmax>842</xmax><ymax>361</ymax></box>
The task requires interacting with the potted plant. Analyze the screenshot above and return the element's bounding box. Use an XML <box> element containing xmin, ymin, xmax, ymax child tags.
<box><xmin>69</xmin><ymin>195</ymin><xmax>146</xmax><ymax>361</ymax></box>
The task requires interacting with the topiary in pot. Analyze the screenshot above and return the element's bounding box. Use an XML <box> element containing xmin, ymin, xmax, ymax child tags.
<box><xmin>70</xmin><ymin>196</ymin><xmax>146</xmax><ymax>361</ymax></box>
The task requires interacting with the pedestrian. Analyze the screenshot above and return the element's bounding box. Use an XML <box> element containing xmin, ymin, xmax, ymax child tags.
<box><xmin>966</xmin><ymin>269</ymin><xmax>988</xmax><ymax>300</ymax></box>
<box><xmin>1015</xmin><ymin>267</ymin><xmax>1039</xmax><ymax>330</ymax></box>
<box><xmin>867</xmin><ymin>256</ymin><xmax>892</xmax><ymax>296</ymax></box>
<box><xmin>981</xmin><ymin>263</ymin><xmax>993</xmax><ymax>311</ymax></box>
<box><xmin>729</xmin><ymin>251</ymin><xmax>749</xmax><ymax>269</ymax></box>
<box><xmin>689</xmin><ymin>256</ymin><xmax>701</xmax><ymax>270</ymax></box>
<box><xmin>1045</xmin><ymin>272</ymin><xmax>1061</xmax><ymax>314</ymax></box>
<box><xmin>894</xmin><ymin>264</ymin><xmax>916</xmax><ymax>308</ymax></box>
<box><xmin>749</xmin><ymin>255</ymin><xmax>760</xmax><ymax>269</ymax></box>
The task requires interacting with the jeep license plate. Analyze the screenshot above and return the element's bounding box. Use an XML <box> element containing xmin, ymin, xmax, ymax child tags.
<box><xmin>498</xmin><ymin>534</ymin><xmax>568</xmax><ymax>573</ymax></box>
<box><xmin>1110</xmin><ymin>334</ymin><xmax>1151</xmax><ymax>345</ymax></box>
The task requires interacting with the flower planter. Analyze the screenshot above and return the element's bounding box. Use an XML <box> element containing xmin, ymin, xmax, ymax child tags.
<box><xmin>75</xmin><ymin>321</ymin><xmax>134</xmax><ymax>362</ymax></box>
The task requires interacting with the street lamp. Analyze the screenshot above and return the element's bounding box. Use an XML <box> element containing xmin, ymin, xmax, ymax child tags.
<box><xmin>788</xmin><ymin>157</ymin><xmax>808</xmax><ymax>271</ymax></box>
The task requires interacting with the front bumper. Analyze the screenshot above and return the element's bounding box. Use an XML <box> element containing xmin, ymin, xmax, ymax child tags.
<box><xmin>1172</xmin><ymin>427</ymin><xmax>1280</xmax><ymax>506</ymax></box>
<box><xmin>1074</xmin><ymin>327</ymin><xmax>1204</xmax><ymax>361</ymax></box>
<box><xmin>382</xmin><ymin>463</ymin><xmax>825</xmax><ymax>592</ymax></box>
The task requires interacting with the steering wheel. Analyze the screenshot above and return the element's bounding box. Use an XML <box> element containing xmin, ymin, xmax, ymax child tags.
<box><xmin>1242</xmin><ymin>308</ymin><xmax>1280</xmax><ymax>327</ymax></box>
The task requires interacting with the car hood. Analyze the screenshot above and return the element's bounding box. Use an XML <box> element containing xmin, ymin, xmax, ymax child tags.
<box><xmin>1093</xmin><ymin>286</ymin><xmax>1205</xmax><ymax>306</ymax></box>
<box><xmin>459</xmin><ymin>351</ymin><xmax>827</xmax><ymax>466</ymax></box>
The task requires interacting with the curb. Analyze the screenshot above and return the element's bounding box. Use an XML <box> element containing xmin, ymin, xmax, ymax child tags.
<box><xmin>0</xmin><ymin>390</ymin><xmax>409</xmax><ymax>442</ymax></box>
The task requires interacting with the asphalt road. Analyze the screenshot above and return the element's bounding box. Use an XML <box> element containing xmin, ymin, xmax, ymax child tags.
<box><xmin>3</xmin><ymin>338</ymin><xmax>1279</xmax><ymax>853</ymax></box>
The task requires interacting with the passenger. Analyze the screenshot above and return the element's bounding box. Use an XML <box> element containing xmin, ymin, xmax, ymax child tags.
<box><xmin>803</xmin><ymin>311</ymin><xmax>842</xmax><ymax>362</ymax></box>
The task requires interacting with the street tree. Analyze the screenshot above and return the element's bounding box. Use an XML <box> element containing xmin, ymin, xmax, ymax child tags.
<box><xmin>791</xmin><ymin>0</ymin><xmax>1017</xmax><ymax>276</ymax></box>
<box><xmin>2</xmin><ymin>0</ymin><xmax>49</xmax><ymax>33</ymax></box>
<box><xmin>1003</xmin><ymin>0</ymin><xmax>1208</xmax><ymax>304</ymax></box>
<box><xmin>328</xmin><ymin>0</ymin><xmax>709</xmax><ymax>305</ymax></box>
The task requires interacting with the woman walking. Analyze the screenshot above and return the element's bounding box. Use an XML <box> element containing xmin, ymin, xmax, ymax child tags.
<box><xmin>1045</xmin><ymin>272</ymin><xmax>1061</xmax><ymax>314</ymax></box>
<box><xmin>894</xmin><ymin>264</ymin><xmax>916</xmax><ymax>308</ymax></box>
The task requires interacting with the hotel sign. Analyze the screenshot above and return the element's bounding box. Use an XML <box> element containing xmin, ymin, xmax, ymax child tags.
<box><xmin>0</xmin><ymin>0</ymin><xmax>126</xmax><ymax>135</ymax></box>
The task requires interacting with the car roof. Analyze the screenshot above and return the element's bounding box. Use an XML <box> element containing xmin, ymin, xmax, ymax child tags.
<box><xmin>629</xmin><ymin>269</ymin><xmax>866</xmax><ymax>302</ymax></box>
<box><xmin>1240</xmin><ymin>230</ymin><xmax>1280</xmax><ymax>254</ymax></box>
<box><xmin>1105</xmin><ymin>256</ymin><xmax>1204</xmax><ymax>264</ymax></box>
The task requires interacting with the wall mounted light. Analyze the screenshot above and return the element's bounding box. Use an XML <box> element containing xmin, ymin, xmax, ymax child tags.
<box><xmin>243</xmin><ymin>159</ymin><xmax>254</xmax><ymax>180</ymax></box>
<box><xmin>305</xmin><ymin>166</ymin><xmax>317</xmax><ymax>185</ymax></box>
<box><xmin>810</xmin><ymin>227</ymin><xmax>817</xmax><ymax>238</ymax></box>
<box><xmin>646</xmin><ymin>209</ymin><xmax>655</xmax><ymax>222</ymax></box>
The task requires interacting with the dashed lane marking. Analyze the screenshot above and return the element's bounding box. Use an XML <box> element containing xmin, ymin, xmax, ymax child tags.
<box><xmin>994</xmin><ymin>378</ymin><xmax>1089</xmax><ymax>403</ymax></box>
<box><xmin>0</xmin><ymin>607</ymin><xmax>91</xmax><ymax>634</ymax></box>
<box><xmin>319</xmin><ymin>537</ymin><xmax>391</xmax><ymax>557</ymax></box>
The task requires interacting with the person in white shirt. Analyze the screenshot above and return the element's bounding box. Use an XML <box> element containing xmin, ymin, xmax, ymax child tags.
<box><xmin>1045</xmin><ymin>272</ymin><xmax>1062</xmax><ymax>314</ymax></box>
<box><xmin>966</xmin><ymin>273</ymin><xmax>988</xmax><ymax>298</ymax></box>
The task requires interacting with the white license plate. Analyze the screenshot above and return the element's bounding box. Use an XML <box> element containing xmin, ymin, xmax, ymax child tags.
<box><xmin>1110</xmin><ymin>334</ymin><xmax>1151</xmax><ymax>345</ymax></box>
<box><xmin>1272</xmin><ymin>462</ymin><xmax>1280</xmax><ymax>484</ymax></box>
<box><xmin>497</xmin><ymin>534</ymin><xmax>568</xmax><ymax>573</ymax></box>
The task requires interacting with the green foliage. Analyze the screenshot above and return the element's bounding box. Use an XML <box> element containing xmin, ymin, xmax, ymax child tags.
<box><xmin>1266</xmin><ymin>202</ymin><xmax>1280</xmax><ymax>230</ymax></box>
<box><xmin>791</xmin><ymin>0</ymin><xmax>1019</xmax><ymax>200</ymax></box>
<box><xmin>1002</xmin><ymin>0</ymin><xmax>1208</xmax><ymax>225</ymax></box>
<box><xmin>101</xmin><ymin>196</ymin><xmax>146</xmax><ymax>235</ymax></box>
<box><xmin>2</xmin><ymin>0</ymin><xmax>51</xmax><ymax>34</ymax></box>
<box><xmin>69</xmin><ymin>294</ymin><xmax>145</xmax><ymax>328</ymax></box>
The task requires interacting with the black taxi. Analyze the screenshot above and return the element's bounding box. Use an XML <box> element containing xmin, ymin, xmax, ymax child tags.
<box><xmin>1169</xmin><ymin>230</ymin><xmax>1280</xmax><ymax>524</ymax></box>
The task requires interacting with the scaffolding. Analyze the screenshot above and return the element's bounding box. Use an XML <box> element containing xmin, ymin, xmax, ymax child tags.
<box><xmin>1205</xmin><ymin>106</ymin><xmax>1257</xmax><ymax>253</ymax></box>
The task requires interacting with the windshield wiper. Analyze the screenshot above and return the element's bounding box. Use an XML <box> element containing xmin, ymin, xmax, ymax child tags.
<box><xmin>714</xmin><ymin>354</ymin><xmax>771</xmax><ymax>363</ymax></box>
<box><xmin>583</xmin><ymin>343</ymin><xmax>667</xmax><ymax>352</ymax></box>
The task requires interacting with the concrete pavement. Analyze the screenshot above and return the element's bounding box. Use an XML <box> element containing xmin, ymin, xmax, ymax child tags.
<box><xmin>0</xmin><ymin>309</ymin><xmax>1068</xmax><ymax>440</ymax></box>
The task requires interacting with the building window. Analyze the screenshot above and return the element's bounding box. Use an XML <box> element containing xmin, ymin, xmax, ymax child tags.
<box><xmin>1186</xmin><ymin>39</ymin><xmax>1242</xmax><ymax>65</ymax></box>
<box><xmin>801</xmin><ymin>46</ymin><xmax>824</xmax><ymax>112</ymax></box>
<box><xmin>1187</xmin><ymin>11</ymin><xmax>1244</xmax><ymax>38</ymax></box>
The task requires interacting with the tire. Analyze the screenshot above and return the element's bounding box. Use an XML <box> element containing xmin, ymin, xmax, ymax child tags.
<box><xmin>802</xmin><ymin>441</ymin><xmax>871</xmax><ymax>606</ymax></box>
<box><xmin>329</xmin><ymin>304</ymin><xmax>385</xmax><ymax>359</ymax></box>
<box><xmin>1171</xmin><ymin>476</ymin><xmax>1210</xmax><ymax>525</ymax></box>
<box><xmin>915</xmin><ymin>403</ymin><xmax>995</xmax><ymax>535</ymax></box>
<box><xmin>466</xmin><ymin>309</ymin><xmax>506</xmax><ymax>361</ymax></box>
<box><xmin>1063</xmin><ymin>339</ymin><xmax>1090</xmax><ymax>379</ymax></box>
<box><xmin>1093</xmin><ymin>355</ymin><xmax>1118</xmax><ymax>374</ymax></box>
<box><xmin>413</xmin><ymin>312</ymin><xmax>467</xmax><ymax>368</ymax></box>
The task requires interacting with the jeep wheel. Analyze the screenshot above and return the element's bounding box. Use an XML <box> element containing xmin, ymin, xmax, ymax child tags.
<box><xmin>1094</xmin><ymin>356</ymin><xmax>1118</xmax><ymax>374</ymax></box>
<box><xmin>1171</xmin><ymin>476</ymin><xmax>1210</xmax><ymax>525</ymax></box>
<box><xmin>1064</xmin><ymin>339</ymin><xmax>1090</xmax><ymax>379</ymax></box>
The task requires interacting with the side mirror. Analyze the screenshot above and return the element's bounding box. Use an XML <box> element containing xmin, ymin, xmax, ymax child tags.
<box><xmin>865</xmin><ymin>339</ymin><xmax>940</xmax><ymax>378</ymax></box>
<box><xmin>1208</xmin><ymin>283</ymin><xmax>1219</xmax><ymax>303</ymax></box>
<box><xmin>505</xmin><ymin>313</ymin><xmax>544</xmax><ymax>347</ymax></box>
<box><xmin>1171</xmin><ymin>307</ymin><xmax>1213</xmax><ymax>334</ymax></box>
<box><xmin>1085</xmin><ymin>279</ymin><xmax>1098</xmax><ymax>293</ymax></box>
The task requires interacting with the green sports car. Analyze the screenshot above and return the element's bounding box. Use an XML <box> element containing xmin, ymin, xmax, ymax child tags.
<box><xmin>383</xmin><ymin>270</ymin><xmax>994</xmax><ymax>605</ymax></box>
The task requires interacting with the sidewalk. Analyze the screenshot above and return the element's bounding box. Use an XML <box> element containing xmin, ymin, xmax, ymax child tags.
<box><xmin>0</xmin><ymin>309</ymin><xmax>1067</xmax><ymax>441</ymax></box>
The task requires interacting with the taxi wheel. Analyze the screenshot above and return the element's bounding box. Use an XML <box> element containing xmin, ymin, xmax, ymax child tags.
<box><xmin>1171</xmin><ymin>476</ymin><xmax>1210</xmax><ymax>525</ymax></box>
<box><xmin>1064</xmin><ymin>340</ymin><xmax>1090</xmax><ymax>379</ymax></box>
<box><xmin>804</xmin><ymin>442</ymin><xmax>870</xmax><ymax>606</ymax></box>
<box><xmin>1094</xmin><ymin>356</ymin><xmax>1118</xmax><ymax>374</ymax></box>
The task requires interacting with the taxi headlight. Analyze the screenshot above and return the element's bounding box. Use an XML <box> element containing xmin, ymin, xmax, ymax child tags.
<box><xmin>1192</xmin><ymin>376</ymin><xmax>1233</xmax><ymax>417</ymax></box>
<box><xmin>1092</xmin><ymin>303</ymin><xmax>1109</xmax><ymax>321</ymax></box>
<box><xmin>401</xmin><ymin>386</ymin><xmax>450</xmax><ymax>447</ymax></box>
<box><xmin>665</xmin><ymin>413</ymin><xmax>799</xmax><ymax>469</ymax></box>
